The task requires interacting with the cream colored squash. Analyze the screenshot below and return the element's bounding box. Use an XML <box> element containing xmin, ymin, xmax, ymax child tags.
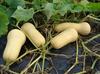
<box><xmin>3</xmin><ymin>29</ymin><xmax>26</xmax><ymax>63</ymax></box>
<box><xmin>51</xmin><ymin>28</ymin><xmax>78</xmax><ymax>49</ymax></box>
<box><xmin>21</xmin><ymin>23</ymin><xmax>45</xmax><ymax>47</ymax></box>
<box><xmin>55</xmin><ymin>22</ymin><xmax>91</xmax><ymax>35</ymax></box>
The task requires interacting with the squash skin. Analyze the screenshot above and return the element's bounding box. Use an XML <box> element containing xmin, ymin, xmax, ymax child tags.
<box><xmin>3</xmin><ymin>29</ymin><xmax>26</xmax><ymax>63</ymax></box>
<box><xmin>55</xmin><ymin>22</ymin><xmax>91</xmax><ymax>35</ymax></box>
<box><xmin>21</xmin><ymin>23</ymin><xmax>45</xmax><ymax>47</ymax></box>
<box><xmin>51</xmin><ymin>28</ymin><xmax>78</xmax><ymax>49</ymax></box>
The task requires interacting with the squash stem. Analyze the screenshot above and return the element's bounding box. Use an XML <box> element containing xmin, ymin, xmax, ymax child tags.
<box><xmin>64</xmin><ymin>40</ymin><xmax>79</xmax><ymax>74</ymax></box>
<box><xmin>20</xmin><ymin>55</ymin><xmax>41</xmax><ymax>74</ymax></box>
<box><xmin>41</xmin><ymin>46</ymin><xmax>46</xmax><ymax>74</ymax></box>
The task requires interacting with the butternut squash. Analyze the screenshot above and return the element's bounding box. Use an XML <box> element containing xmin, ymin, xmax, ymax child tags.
<box><xmin>51</xmin><ymin>28</ymin><xmax>78</xmax><ymax>49</ymax></box>
<box><xmin>3</xmin><ymin>29</ymin><xmax>26</xmax><ymax>63</ymax></box>
<box><xmin>21</xmin><ymin>23</ymin><xmax>45</xmax><ymax>47</ymax></box>
<box><xmin>55</xmin><ymin>22</ymin><xmax>91</xmax><ymax>35</ymax></box>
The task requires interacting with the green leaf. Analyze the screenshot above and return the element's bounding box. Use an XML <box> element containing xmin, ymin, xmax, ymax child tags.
<box><xmin>32</xmin><ymin>0</ymin><xmax>47</xmax><ymax>10</ymax></box>
<box><xmin>53</xmin><ymin>0</ymin><xmax>73</xmax><ymax>3</ymax></box>
<box><xmin>12</xmin><ymin>6</ymin><xmax>34</xmax><ymax>21</ymax></box>
<box><xmin>53</xmin><ymin>0</ymin><xmax>60</xmax><ymax>3</ymax></box>
<box><xmin>44</xmin><ymin>3</ymin><xmax>56</xmax><ymax>20</ymax></box>
<box><xmin>0</xmin><ymin>11</ymin><xmax>9</xmax><ymax>37</ymax></box>
<box><xmin>0</xmin><ymin>5</ymin><xmax>13</xmax><ymax>17</ymax></box>
<box><xmin>58</xmin><ymin>4</ymin><xmax>72</xmax><ymax>16</ymax></box>
<box><xmin>71</xmin><ymin>4</ymin><xmax>84</xmax><ymax>13</ymax></box>
<box><xmin>51</xmin><ymin>14</ymin><xmax>61</xmax><ymax>21</ymax></box>
<box><xmin>5</xmin><ymin>0</ymin><xmax>25</xmax><ymax>9</ymax></box>
<box><xmin>85</xmin><ymin>3</ymin><xmax>100</xmax><ymax>12</ymax></box>
<box><xmin>80</xmin><ymin>0</ymin><xmax>89</xmax><ymax>6</ymax></box>
<box><xmin>0</xmin><ymin>5</ymin><xmax>7</xmax><ymax>14</ymax></box>
<box><xmin>53</xmin><ymin>0</ymin><xmax>73</xmax><ymax>16</ymax></box>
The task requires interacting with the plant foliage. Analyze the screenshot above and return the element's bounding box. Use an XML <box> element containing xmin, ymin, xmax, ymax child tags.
<box><xmin>0</xmin><ymin>0</ymin><xmax>100</xmax><ymax>36</ymax></box>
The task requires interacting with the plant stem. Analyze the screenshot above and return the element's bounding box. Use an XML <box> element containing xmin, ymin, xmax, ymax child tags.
<box><xmin>75</xmin><ymin>71</ymin><xmax>86</xmax><ymax>74</ymax></box>
<box><xmin>7</xmin><ymin>49</ymin><xmax>38</xmax><ymax>66</ymax></box>
<box><xmin>64</xmin><ymin>40</ymin><xmax>79</xmax><ymax>74</ymax></box>
<box><xmin>81</xmin><ymin>42</ymin><xmax>100</xmax><ymax>58</ymax></box>
<box><xmin>83</xmin><ymin>51</ymin><xmax>86</xmax><ymax>71</ymax></box>
<box><xmin>84</xmin><ymin>34</ymin><xmax>100</xmax><ymax>44</ymax></box>
<box><xmin>20</xmin><ymin>55</ymin><xmax>41</xmax><ymax>74</ymax></box>
<box><xmin>16</xmin><ymin>21</ymin><xmax>21</xmax><ymax>29</ymax></box>
<box><xmin>91</xmin><ymin>58</ymin><xmax>99</xmax><ymax>69</ymax></box>
<box><xmin>41</xmin><ymin>47</ymin><xmax>46</xmax><ymax>74</ymax></box>
<box><xmin>32</xmin><ymin>62</ymin><xmax>37</xmax><ymax>73</ymax></box>
<box><xmin>0</xmin><ymin>65</ymin><xmax>19</xmax><ymax>74</ymax></box>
